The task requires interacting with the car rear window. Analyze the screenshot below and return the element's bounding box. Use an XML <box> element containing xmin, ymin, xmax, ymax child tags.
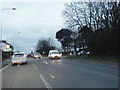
<box><xmin>14</xmin><ymin>54</ymin><xmax>24</xmax><ymax>57</ymax></box>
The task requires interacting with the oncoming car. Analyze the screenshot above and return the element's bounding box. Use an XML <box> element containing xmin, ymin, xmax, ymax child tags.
<box><xmin>12</xmin><ymin>52</ymin><xmax>27</xmax><ymax>65</ymax></box>
<box><xmin>48</xmin><ymin>50</ymin><xmax>62</xmax><ymax>59</ymax></box>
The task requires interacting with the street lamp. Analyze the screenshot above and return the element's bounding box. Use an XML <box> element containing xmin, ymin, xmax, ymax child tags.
<box><xmin>0</xmin><ymin>8</ymin><xmax>16</xmax><ymax>62</ymax></box>
<box><xmin>16</xmin><ymin>32</ymin><xmax>20</xmax><ymax>52</ymax></box>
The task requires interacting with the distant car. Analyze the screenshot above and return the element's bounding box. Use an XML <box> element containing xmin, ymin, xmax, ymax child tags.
<box><xmin>12</xmin><ymin>52</ymin><xmax>27</xmax><ymax>65</ymax></box>
<box><xmin>27</xmin><ymin>54</ymin><xmax>34</xmax><ymax>58</ymax></box>
<box><xmin>34</xmin><ymin>53</ymin><xmax>42</xmax><ymax>59</ymax></box>
<box><xmin>48</xmin><ymin>50</ymin><xmax>62</xmax><ymax>59</ymax></box>
<box><xmin>77</xmin><ymin>51</ymin><xmax>90</xmax><ymax>55</ymax></box>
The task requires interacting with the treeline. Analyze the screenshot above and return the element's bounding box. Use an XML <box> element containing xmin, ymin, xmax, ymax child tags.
<box><xmin>56</xmin><ymin>1</ymin><xmax>120</xmax><ymax>56</ymax></box>
<box><xmin>35</xmin><ymin>38</ymin><xmax>56</xmax><ymax>55</ymax></box>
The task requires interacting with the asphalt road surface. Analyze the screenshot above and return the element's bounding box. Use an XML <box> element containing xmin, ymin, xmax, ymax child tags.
<box><xmin>2</xmin><ymin>57</ymin><xmax>119</xmax><ymax>88</ymax></box>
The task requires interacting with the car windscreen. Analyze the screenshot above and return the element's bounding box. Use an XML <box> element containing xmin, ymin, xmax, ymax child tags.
<box><xmin>51</xmin><ymin>52</ymin><xmax>59</xmax><ymax>54</ymax></box>
<box><xmin>14</xmin><ymin>54</ymin><xmax>24</xmax><ymax>57</ymax></box>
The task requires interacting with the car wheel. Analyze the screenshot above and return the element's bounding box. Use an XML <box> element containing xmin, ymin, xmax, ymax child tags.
<box><xmin>12</xmin><ymin>63</ymin><xmax>15</xmax><ymax>66</ymax></box>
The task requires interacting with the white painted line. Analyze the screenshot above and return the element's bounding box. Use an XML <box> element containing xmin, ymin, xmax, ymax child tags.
<box><xmin>43</xmin><ymin>61</ymin><xmax>48</xmax><ymax>64</ymax></box>
<box><xmin>49</xmin><ymin>73</ymin><xmax>55</xmax><ymax>79</ymax></box>
<box><xmin>32</xmin><ymin>64</ymin><xmax>37</xmax><ymax>70</ymax></box>
<box><xmin>40</xmin><ymin>74</ymin><xmax>52</xmax><ymax>90</ymax></box>
<box><xmin>0</xmin><ymin>63</ymin><xmax>11</xmax><ymax>72</ymax></box>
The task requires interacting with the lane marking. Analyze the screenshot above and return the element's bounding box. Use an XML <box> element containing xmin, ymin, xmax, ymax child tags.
<box><xmin>49</xmin><ymin>73</ymin><xmax>55</xmax><ymax>79</ymax></box>
<box><xmin>39</xmin><ymin>74</ymin><xmax>52</xmax><ymax>90</ymax></box>
<box><xmin>43</xmin><ymin>61</ymin><xmax>48</xmax><ymax>64</ymax></box>
<box><xmin>32</xmin><ymin>64</ymin><xmax>37</xmax><ymax>70</ymax></box>
<box><xmin>0</xmin><ymin>63</ymin><xmax>11</xmax><ymax>72</ymax></box>
<box><xmin>17</xmin><ymin>65</ymin><xmax>20</xmax><ymax>67</ymax></box>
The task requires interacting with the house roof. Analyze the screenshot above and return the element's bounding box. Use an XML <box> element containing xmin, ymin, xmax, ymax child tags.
<box><xmin>1</xmin><ymin>40</ymin><xmax>13</xmax><ymax>48</ymax></box>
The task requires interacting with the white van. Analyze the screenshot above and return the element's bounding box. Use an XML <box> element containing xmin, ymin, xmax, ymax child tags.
<box><xmin>48</xmin><ymin>50</ymin><xmax>62</xmax><ymax>59</ymax></box>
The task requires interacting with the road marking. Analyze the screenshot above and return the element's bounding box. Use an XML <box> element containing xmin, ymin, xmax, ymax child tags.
<box><xmin>43</xmin><ymin>61</ymin><xmax>48</xmax><ymax>64</ymax></box>
<box><xmin>49</xmin><ymin>73</ymin><xmax>55</xmax><ymax>79</ymax></box>
<box><xmin>32</xmin><ymin>64</ymin><xmax>37</xmax><ymax>70</ymax></box>
<box><xmin>0</xmin><ymin>63</ymin><xmax>11</xmax><ymax>72</ymax></box>
<box><xmin>39</xmin><ymin>74</ymin><xmax>52</xmax><ymax>90</ymax></box>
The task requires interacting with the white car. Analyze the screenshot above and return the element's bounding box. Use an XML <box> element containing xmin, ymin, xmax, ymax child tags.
<box><xmin>12</xmin><ymin>52</ymin><xmax>27</xmax><ymax>65</ymax></box>
<box><xmin>48</xmin><ymin>50</ymin><xmax>62</xmax><ymax>59</ymax></box>
<box><xmin>34</xmin><ymin>53</ymin><xmax>42</xmax><ymax>59</ymax></box>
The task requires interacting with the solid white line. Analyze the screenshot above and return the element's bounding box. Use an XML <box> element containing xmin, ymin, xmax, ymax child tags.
<box><xmin>0</xmin><ymin>63</ymin><xmax>11</xmax><ymax>72</ymax></box>
<box><xmin>32</xmin><ymin>64</ymin><xmax>37</xmax><ymax>70</ymax></box>
<box><xmin>40</xmin><ymin>74</ymin><xmax>52</xmax><ymax>90</ymax></box>
<box><xmin>49</xmin><ymin>73</ymin><xmax>55</xmax><ymax>79</ymax></box>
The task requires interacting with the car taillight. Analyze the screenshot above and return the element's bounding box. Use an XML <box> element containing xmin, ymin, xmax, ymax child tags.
<box><xmin>12</xmin><ymin>55</ymin><xmax>14</xmax><ymax>58</ymax></box>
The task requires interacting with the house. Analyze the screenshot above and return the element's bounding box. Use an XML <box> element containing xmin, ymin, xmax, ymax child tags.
<box><xmin>0</xmin><ymin>40</ymin><xmax>14</xmax><ymax>60</ymax></box>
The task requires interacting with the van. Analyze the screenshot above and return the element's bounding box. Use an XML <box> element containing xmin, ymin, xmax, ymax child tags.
<box><xmin>48</xmin><ymin>50</ymin><xmax>62</xmax><ymax>59</ymax></box>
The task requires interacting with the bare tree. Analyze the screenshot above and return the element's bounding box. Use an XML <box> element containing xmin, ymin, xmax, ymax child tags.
<box><xmin>36</xmin><ymin>38</ymin><xmax>56</xmax><ymax>55</ymax></box>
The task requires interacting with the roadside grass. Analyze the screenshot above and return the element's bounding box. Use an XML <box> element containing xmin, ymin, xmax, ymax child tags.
<box><xmin>65</xmin><ymin>55</ymin><xmax>119</xmax><ymax>62</ymax></box>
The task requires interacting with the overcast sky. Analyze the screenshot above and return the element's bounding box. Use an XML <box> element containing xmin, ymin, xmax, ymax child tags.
<box><xmin>0</xmin><ymin>0</ymin><xmax>68</xmax><ymax>53</ymax></box>
<box><xmin>1</xmin><ymin>0</ymin><xmax>115</xmax><ymax>53</ymax></box>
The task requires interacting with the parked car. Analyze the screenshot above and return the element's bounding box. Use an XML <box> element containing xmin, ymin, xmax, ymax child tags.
<box><xmin>12</xmin><ymin>52</ymin><xmax>27</xmax><ymax>65</ymax></box>
<box><xmin>77</xmin><ymin>51</ymin><xmax>90</xmax><ymax>55</ymax></box>
<box><xmin>34</xmin><ymin>53</ymin><xmax>42</xmax><ymax>59</ymax></box>
<box><xmin>48</xmin><ymin>50</ymin><xmax>62</xmax><ymax>59</ymax></box>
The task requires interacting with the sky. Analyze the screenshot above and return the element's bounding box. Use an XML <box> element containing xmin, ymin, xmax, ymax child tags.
<box><xmin>1</xmin><ymin>0</ymin><xmax>117</xmax><ymax>53</ymax></box>
<box><xmin>0</xmin><ymin>0</ymin><xmax>68</xmax><ymax>53</ymax></box>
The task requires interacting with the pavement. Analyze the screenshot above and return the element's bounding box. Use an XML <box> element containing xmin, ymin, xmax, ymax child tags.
<box><xmin>1</xmin><ymin>57</ymin><xmax>119</xmax><ymax>89</ymax></box>
<box><xmin>0</xmin><ymin>59</ymin><xmax>11</xmax><ymax>69</ymax></box>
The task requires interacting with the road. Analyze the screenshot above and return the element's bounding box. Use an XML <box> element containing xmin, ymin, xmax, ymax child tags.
<box><xmin>2</xmin><ymin>57</ymin><xmax>119</xmax><ymax>88</ymax></box>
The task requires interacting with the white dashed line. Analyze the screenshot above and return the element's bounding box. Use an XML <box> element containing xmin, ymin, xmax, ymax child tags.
<box><xmin>40</xmin><ymin>74</ymin><xmax>52</xmax><ymax>90</ymax></box>
<box><xmin>32</xmin><ymin>64</ymin><xmax>37</xmax><ymax>70</ymax></box>
<box><xmin>43</xmin><ymin>61</ymin><xmax>48</xmax><ymax>64</ymax></box>
<box><xmin>0</xmin><ymin>63</ymin><xmax>11</xmax><ymax>72</ymax></box>
<box><xmin>49</xmin><ymin>73</ymin><xmax>55</xmax><ymax>79</ymax></box>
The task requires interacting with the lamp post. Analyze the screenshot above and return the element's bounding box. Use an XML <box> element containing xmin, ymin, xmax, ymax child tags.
<box><xmin>16</xmin><ymin>32</ymin><xmax>20</xmax><ymax>52</ymax></box>
<box><xmin>0</xmin><ymin>8</ymin><xmax>16</xmax><ymax>62</ymax></box>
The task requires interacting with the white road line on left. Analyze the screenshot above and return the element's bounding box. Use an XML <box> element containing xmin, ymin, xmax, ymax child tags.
<box><xmin>32</xmin><ymin>64</ymin><xmax>37</xmax><ymax>70</ymax></box>
<box><xmin>0</xmin><ymin>63</ymin><xmax>11</xmax><ymax>72</ymax></box>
